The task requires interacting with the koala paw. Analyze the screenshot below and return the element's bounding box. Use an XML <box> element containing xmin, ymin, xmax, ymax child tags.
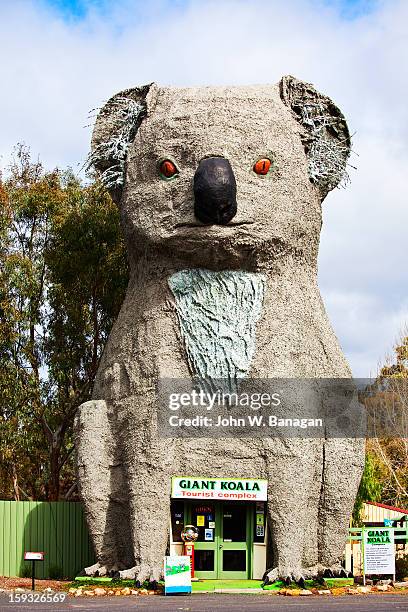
<box><xmin>81</xmin><ymin>562</ymin><xmax>107</xmax><ymax>577</ymax></box>
<box><xmin>263</xmin><ymin>563</ymin><xmax>352</xmax><ymax>586</ymax></box>
<box><xmin>118</xmin><ymin>564</ymin><xmax>163</xmax><ymax>583</ymax></box>
<box><xmin>263</xmin><ymin>564</ymin><xmax>321</xmax><ymax>587</ymax></box>
<box><xmin>322</xmin><ymin>563</ymin><xmax>352</xmax><ymax>578</ymax></box>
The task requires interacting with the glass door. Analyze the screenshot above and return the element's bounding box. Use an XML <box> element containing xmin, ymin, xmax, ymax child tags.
<box><xmin>218</xmin><ymin>502</ymin><xmax>250</xmax><ymax>579</ymax></box>
<box><xmin>186</xmin><ymin>501</ymin><xmax>252</xmax><ymax>579</ymax></box>
<box><xmin>188</xmin><ymin>502</ymin><xmax>218</xmax><ymax>579</ymax></box>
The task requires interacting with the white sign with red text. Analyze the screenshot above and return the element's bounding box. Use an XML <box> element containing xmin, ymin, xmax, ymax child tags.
<box><xmin>171</xmin><ymin>477</ymin><xmax>267</xmax><ymax>501</ymax></box>
<box><xmin>24</xmin><ymin>552</ymin><xmax>44</xmax><ymax>561</ymax></box>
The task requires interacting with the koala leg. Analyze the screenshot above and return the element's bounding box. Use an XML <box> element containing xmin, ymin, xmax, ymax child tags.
<box><xmin>75</xmin><ymin>400</ymin><xmax>132</xmax><ymax>575</ymax></box>
<box><xmin>263</xmin><ymin>438</ymin><xmax>322</xmax><ymax>585</ymax></box>
<box><xmin>117</xmin><ymin>470</ymin><xmax>170</xmax><ymax>582</ymax></box>
<box><xmin>317</xmin><ymin>436</ymin><xmax>365</xmax><ymax>577</ymax></box>
<box><xmin>302</xmin><ymin>457</ymin><xmax>323</xmax><ymax>570</ymax></box>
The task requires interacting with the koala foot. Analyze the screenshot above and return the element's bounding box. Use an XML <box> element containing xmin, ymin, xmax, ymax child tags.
<box><xmin>81</xmin><ymin>562</ymin><xmax>108</xmax><ymax>577</ymax></box>
<box><xmin>263</xmin><ymin>565</ymin><xmax>330</xmax><ymax>588</ymax></box>
<box><xmin>263</xmin><ymin>563</ymin><xmax>352</xmax><ymax>586</ymax></box>
<box><xmin>118</xmin><ymin>564</ymin><xmax>163</xmax><ymax>582</ymax></box>
<box><xmin>263</xmin><ymin>565</ymin><xmax>319</xmax><ymax>586</ymax></box>
<box><xmin>322</xmin><ymin>563</ymin><xmax>353</xmax><ymax>579</ymax></box>
<box><xmin>80</xmin><ymin>562</ymin><xmax>127</xmax><ymax>577</ymax></box>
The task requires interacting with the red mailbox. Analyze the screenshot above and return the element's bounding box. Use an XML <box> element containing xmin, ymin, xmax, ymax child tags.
<box><xmin>184</xmin><ymin>542</ymin><xmax>195</xmax><ymax>578</ymax></box>
<box><xmin>181</xmin><ymin>525</ymin><xmax>198</xmax><ymax>580</ymax></box>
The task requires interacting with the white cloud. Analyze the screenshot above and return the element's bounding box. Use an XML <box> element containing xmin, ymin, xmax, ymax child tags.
<box><xmin>0</xmin><ymin>0</ymin><xmax>407</xmax><ymax>375</ymax></box>
<box><xmin>323</xmin><ymin>289</ymin><xmax>408</xmax><ymax>377</ymax></box>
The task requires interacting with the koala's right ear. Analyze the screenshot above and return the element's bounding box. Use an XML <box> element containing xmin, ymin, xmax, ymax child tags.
<box><xmin>88</xmin><ymin>83</ymin><xmax>156</xmax><ymax>203</ymax></box>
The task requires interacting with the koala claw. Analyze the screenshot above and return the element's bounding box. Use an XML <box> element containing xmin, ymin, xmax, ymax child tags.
<box><xmin>81</xmin><ymin>562</ymin><xmax>107</xmax><ymax>577</ymax></box>
<box><xmin>322</xmin><ymin>564</ymin><xmax>351</xmax><ymax>579</ymax></box>
<box><xmin>117</xmin><ymin>567</ymin><xmax>136</xmax><ymax>580</ymax></box>
<box><xmin>263</xmin><ymin>564</ymin><xmax>323</xmax><ymax>586</ymax></box>
<box><xmin>118</xmin><ymin>564</ymin><xmax>163</xmax><ymax>583</ymax></box>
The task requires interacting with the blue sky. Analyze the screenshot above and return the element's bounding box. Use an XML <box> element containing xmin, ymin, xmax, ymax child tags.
<box><xmin>44</xmin><ymin>0</ymin><xmax>184</xmax><ymax>19</ymax></box>
<box><xmin>44</xmin><ymin>0</ymin><xmax>102</xmax><ymax>18</ymax></box>
<box><xmin>45</xmin><ymin>0</ymin><xmax>378</xmax><ymax>20</ymax></box>
<box><xmin>1</xmin><ymin>0</ymin><xmax>407</xmax><ymax>376</ymax></box>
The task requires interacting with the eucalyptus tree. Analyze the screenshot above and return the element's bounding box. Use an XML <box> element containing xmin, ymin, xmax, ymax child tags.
<box><xmin>0</xmin><ymin>146</ymin><xmax>128</xmax><ymax>500</ymax></box>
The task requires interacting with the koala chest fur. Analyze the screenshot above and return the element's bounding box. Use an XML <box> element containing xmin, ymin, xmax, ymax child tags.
<box><xmin>168</xmin><ymin>269</ymin><xmax>266</xmax><ymax>379</ymax></box>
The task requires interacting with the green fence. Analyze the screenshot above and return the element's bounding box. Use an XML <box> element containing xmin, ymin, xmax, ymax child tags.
<box><xmin>0</xmin><ymin>501</ymin><xmax>95</xmax><ymax>579</ymax></box>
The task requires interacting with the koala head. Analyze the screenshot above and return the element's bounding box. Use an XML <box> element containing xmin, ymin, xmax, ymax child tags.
<box><xmin>90</xmin><ymin>77</ymin><xmax>350</xmax><ymax>269</ymax></box>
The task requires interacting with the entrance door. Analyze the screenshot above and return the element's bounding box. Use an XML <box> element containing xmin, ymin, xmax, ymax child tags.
<box><xmin>187</xmin><ymin>501</ymin><xmax>251</xmax><ymax>579</ymax></box>
<box><xmin>219</xmin><ymin>502</ymin><xmax>249</xmax><ymax>579</ymax></box>
<box><xmin>190</xmin><ymin>502</ymin><xmax>217</xmax><ymax>579</ymax></box>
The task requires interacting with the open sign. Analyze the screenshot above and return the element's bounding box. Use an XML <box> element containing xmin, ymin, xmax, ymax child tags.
<box><xmin>24</xmin><ymin>552</ymin><xmax>44</xmax><ymax>561</ymax></box>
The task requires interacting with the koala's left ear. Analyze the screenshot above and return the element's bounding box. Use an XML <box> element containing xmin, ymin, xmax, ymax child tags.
<box><xmin>88</xmin><ymin>83</ymin><xmax>157</xmax><ymax>203</ymax></box>
<box><xmin>279</xmin><ymin>75</ymin><xmax>351</xmax><ymax>199</ymax></box>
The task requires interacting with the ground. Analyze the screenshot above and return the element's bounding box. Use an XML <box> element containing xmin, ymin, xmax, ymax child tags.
<box><xmin>1</xmin><ymin>592</ymin><xmax>408</xmax><ymax>611</ymax></box>
<box><xmin>0</xmin><ymin>578</ymin><xmax>66</xmax><ymax>592</ymax></box>
<box><xmin>2</xmin><ymin>576</ymin><xmax>408</xmax><ymax>611</ymax></box>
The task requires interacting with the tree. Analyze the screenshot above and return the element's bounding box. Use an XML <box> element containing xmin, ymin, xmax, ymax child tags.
<box><xmin>0</xmin><ymin>145</ymin><xmax>128</xmax><ymax>500</ymax></box>
<box><xmin>352</xmin><ymin>452</ymin><xmax>383</xmax><ymax>525</ymax></box>
<box><xmin>362</xmin><ymin>334</ymin><xmax>408</xmax><ymax>509</ymax></box>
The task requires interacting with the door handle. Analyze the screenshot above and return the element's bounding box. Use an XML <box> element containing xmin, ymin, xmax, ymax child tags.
<box><xmin>219</xmin><ymin>544</ymin><xmax>223</xmax><ymax>549</ymax></box>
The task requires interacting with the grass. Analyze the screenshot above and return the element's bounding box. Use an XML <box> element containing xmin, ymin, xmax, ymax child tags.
<box><xmin>325</xmin><ymin>578</ymin><xmax>354</xmax><ymax>588</ymax></box>
<box><xmin>70</xmin><ymin>578</ymin><xmax>264</xmax><ymax>592</ymax></box>
<box><xmin>73</xmin><ymin>577</ymin><xmax>113</xmax><ymax>583</ymax></box>
<box><xmin>263</xmin><ymin>577</ymin><xmax>354</xmax><ymax>591</ymax></box>
<box><xmin>69</xmin><ymin>578</ymin><xmax>146</xmax><ymax>589</ymax></box>
<box><xmin>192</xmin><ymin>580</ymin><xmax>263</xmax><ymax>591</ymax></box>
<box><xmin>68</xmin><ymin>576</ymin><xmax>355</xmax><ymax>593</ymax></box>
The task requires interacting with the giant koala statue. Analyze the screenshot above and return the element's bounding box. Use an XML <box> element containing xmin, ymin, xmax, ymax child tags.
<box><xmin>74</xmin><ymin>78</ymin><xmax>365</xmax><ymax>584</ymax></box>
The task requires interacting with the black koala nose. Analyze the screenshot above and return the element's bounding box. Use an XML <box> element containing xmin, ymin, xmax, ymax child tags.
<box><xmin>193</xmin><ymin>157</ymin><xmax>237</xmax><ymax>225</ymax></box>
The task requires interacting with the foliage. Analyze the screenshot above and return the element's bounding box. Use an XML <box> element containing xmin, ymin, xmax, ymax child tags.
<box><xmin>352</xmin><ymin>452</ymin><xmax>383</xmax><ymax>525</ymax></box>
<box><xmin>0</xmin><ymin>145</ymin><xmax>128</xmax><ymax>500</ymax></box>
<box><xmin>21</xmin><ymin>565</ymin><xmax>32</xmax><ymax>579</ymax></box>
<box><xmin>396</xmin><ymin>554</ymin><xmax>408</xmax><ymax>581</ymax></box>
<box><xmin>380</xmin><ymin>336</ymin><xmax>408</xmax><ymax>379</ymax></box>
<box><xmin>48</xmin><ymin>565</ymin><xmax>64</xmax><ymax>580</ymax></box>
<box><xmin>362</xmin><ymin>334</ymin><xmax>408</xmax><ymax>509</ymax></box>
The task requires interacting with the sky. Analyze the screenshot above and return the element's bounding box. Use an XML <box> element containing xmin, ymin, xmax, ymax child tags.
<box><xmin>0</xmin><ymin>0</ymin><xmax>407</xmax><ymax>377</ymax></box>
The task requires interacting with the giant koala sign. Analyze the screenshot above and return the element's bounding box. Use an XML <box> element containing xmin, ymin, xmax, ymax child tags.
<box><xmin>74</xmin><ymin>78</ymin><xmax>364</xmax><ymax>585</ymax></box>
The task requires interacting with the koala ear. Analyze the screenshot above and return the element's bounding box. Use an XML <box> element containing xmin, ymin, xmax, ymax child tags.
<box><xmin>88</xmin><ymin>83</ymin><xmax>156</xmax><ymax>203</ymax></box>
<box><xmin>279</xmin><ymin>75</ymin><xmax>351</xmax><ymax>199</ymax></box>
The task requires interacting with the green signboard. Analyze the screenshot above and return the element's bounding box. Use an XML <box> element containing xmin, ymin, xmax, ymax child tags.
<box><xmin>363</xmin><ymin>528</ymin><xmax>395</xmax><ymax>577</ymax></box>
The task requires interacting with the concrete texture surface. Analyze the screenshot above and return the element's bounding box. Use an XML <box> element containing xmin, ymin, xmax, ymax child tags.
<box><xmin>74</xmin><ymin>77</ymin><xmax>365</xmax><ymax>583</ymax></box>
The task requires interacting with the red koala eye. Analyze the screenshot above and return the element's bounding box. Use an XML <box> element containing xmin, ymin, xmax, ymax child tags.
<box><xmin>159</xmin><ymin>159</ymin><xmax>178</xmax><ymax>179</ymax></box>
<box><xmin>253</xmin><ymin>158</ymin><xmax>272</xmax><ymax>175</ymax></box>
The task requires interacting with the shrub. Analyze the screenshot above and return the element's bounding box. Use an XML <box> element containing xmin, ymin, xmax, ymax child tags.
<box><xmin>396</xmin><ymin>555</ymin><xmax>408</xmax><ymax>581</ymax></box>
<box><xmin>21</xmin><ymin>564</ymin><xmax>32</xmax><ymax>578</ymax></box>
<box><xmin>48</xmin><ymin>565</ymin><xmax>63</xmax><ymax>580</ymax></box>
